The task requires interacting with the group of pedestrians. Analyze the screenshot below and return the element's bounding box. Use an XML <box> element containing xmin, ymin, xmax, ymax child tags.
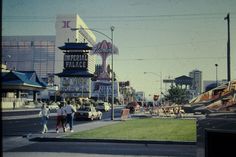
<box><xmin>39</xmin><ymin>100</ymin><xmax>76</xmax><ymax>134</ymax></box>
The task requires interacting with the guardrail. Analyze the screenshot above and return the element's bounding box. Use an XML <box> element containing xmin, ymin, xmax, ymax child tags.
<box><xmin>1</xmin><ymin>97</ymin><xmax>23</xmax><ymax>102</ymax></box>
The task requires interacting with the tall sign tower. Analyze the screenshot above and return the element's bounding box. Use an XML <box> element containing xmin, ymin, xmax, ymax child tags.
<box><xmin>55</xmin><ymin>14</ymin><xmax>96</xmax><ymax>86</ymax></box>
<box><xmin>56</xmin><ymin>42</ymin><xmax>94</xmax><ymax>99</ymax></box>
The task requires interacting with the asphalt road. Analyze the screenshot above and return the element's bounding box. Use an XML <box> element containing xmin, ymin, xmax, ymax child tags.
<box><xmin>4</xmin><ymin>141</ymin><xmax>196</xmax><ymax>157</ymax></box>
<box><xmin>2</xmin><ymin>107</ymin><xmax>122</xmax><ymax>137</ymax></box>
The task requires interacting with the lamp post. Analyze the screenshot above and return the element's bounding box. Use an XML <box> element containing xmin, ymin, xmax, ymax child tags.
<box><xmin>144</xmin><ymin>72</ymin><xmax>163</xmax><ymax>99</ymax></box>
<box><xmin>215</xmin><ymin>64</ymin><xmax>218</xmax><ymax>86</ymax></box>
<box><xmin>71</xmin><ymin>26</ymin><xmax>115</xmax><ymax>120</ymax></box>
<box><xmin>111</xmin><ymin>26</ymin><xmax>115</xmax><ymax>120</ymax></box>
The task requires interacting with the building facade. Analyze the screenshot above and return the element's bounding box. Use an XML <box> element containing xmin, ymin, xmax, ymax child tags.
<box><xmin>189</xmin><ymin>69</ymin><xmax>202</xmax><ymax>95</ymax></box>
<box><xmin>2</xmin><ymin>36</ymin><xmax>55</xmax><ymax>83</ymax></box>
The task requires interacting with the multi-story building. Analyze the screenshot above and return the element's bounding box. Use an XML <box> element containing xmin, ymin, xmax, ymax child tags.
<box><xmin>189</xmin><ymin>69</ymin><xmax>202</xmax><ymax>95</ymax></box>
<box><xmin>55</xmin><ymin>14</ymin><xmax>96</xmax><ymax>87</ymax></box>
<box><xmin>2</xmin><ymin>36</ymin><xmax>55</xmax><ymax>83</ymax></box>
<box><xmin>2</xmin><ymin>14</ymin><xmax>96</xmax><ymax>87</ymax></box>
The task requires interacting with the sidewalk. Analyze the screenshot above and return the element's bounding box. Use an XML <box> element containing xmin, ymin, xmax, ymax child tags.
<box><xmin>27</xmin><ymin>118</ymin><xmax>121</xmax><ymax>140</ymax></box>
<box><xmin>3</xmin><ymin>118</ymin><xmax>121</xmax><ymax>152</ymax></box>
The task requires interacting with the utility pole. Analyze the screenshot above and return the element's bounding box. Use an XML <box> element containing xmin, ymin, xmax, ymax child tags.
<box><xmin>224</xmin><ymin>13</ymin><xmax>231</xmax><ymax>82</ymax></box>
<box><xmin>111</xmin><ymin>26</ymin><xmax>115</xmax><ymax>120</ymax></box>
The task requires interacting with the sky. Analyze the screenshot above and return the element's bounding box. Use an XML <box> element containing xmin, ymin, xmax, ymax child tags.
<box><xmin>2</xmin><ymin>0</ymin><xmax>236</xmax><ymax>99</ymax></box>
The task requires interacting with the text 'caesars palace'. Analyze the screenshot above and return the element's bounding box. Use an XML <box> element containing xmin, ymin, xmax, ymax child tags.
<box><xmin>2</xmin><ymin>14</ymin><xmax>134</xmax><ymax>106</ymax></box>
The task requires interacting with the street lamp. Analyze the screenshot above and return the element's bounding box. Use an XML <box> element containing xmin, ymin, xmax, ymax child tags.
<box><xmin>215</xmin><ymin>64</ymin><xmax>218</xmax><ymax>86</ymax></box>
<box><xmin>111</xmin><ymin>26</ymin><xmax>115</xmax><ymax>120</ymax></box>
<box><xmin>71</xmin><ymin>26</ymin><xmax>115</xmax><ymax>120</ymax></box>
<box><xmin>144</xmin><ymin>72</ymin><xmax>163</xmax><ymax>99</ymax></box>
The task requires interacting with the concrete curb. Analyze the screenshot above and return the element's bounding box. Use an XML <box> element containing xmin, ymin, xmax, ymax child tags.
<box><xmin>2</xmin><ymin>113</ymin><xmax>57</xmax><ymax>120</ymax></box>
<box><xmin>29</xmin><ymin>137</ymin><xmax>196</xmax><ymax>145</ymax></box>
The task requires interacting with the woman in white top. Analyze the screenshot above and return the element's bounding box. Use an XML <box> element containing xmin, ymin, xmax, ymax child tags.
<box><xmin>39</xmin><ymin>103</ymin><xmax>50</xmax><ymax>134</ymax></box>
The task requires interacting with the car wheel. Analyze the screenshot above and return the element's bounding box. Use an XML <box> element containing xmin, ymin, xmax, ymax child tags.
<box><xmin>98</xmin><ymin>115</ymin><xmax>102</xmax><ymax>120</ymax></box>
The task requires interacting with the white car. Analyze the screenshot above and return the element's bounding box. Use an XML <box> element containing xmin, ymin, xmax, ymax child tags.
<box><xmin>48</xmin><ymin>102</ymin><xmax>59</xmax><ymax>111</ymax></box>
<box><xmin>96</xmin><ymin>101</ymin><xmax>111</xmax><ymax>112</ymax></box>
<box><xmin>75</xmin><ymin>106</ymin><xmax>102</xmax><ymax>120</ymax></box>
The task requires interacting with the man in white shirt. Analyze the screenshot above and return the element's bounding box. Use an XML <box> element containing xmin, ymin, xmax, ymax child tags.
<box><xmin>64</xmin><ymin>100</ymin><xmax>76</xmax><ymax>132</ymax></box>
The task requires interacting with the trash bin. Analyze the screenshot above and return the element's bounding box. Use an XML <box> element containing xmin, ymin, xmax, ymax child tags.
<box><xmin>121</xmin><ymin>109</ymin><xmax>130</xmax><ymax>120</ymax></box>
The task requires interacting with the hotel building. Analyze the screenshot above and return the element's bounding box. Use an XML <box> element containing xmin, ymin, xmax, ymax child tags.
<box><xmin>55</xmin><ymin>14</ymin><xmax>96</xmax><ymax>87</ymax></box>
<box><xmin>2</xmin><ymin>36</ymin><xmax>55</xmax><ymax>83</ymax></box>
<box><xmin>189</xmin><ymin>69</ymin><xmax>202</xmax><ymax>95</ymax></box>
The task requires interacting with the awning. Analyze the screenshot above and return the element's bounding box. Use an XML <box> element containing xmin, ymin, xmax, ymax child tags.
<box><xmin>2</xmin><ymin>71</ymin><xmax>47</xmax><ymax>91</ymax></box>
<box><xmin>213</xmin><ymin>84</ymin><xmax>228</xmax><ymax>91</ymax></box>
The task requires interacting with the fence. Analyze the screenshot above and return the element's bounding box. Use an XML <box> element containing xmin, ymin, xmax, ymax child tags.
<box><xmin>1</xmin><ymin>98</ymin><xmax>25</xmax><ymax>109</ymax></box>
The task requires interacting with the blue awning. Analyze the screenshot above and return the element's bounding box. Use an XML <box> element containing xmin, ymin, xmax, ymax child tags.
<box><xmin>2</xmin><ymin>71</ymin><xmax>47</xmax><ymax>90</ymax></box>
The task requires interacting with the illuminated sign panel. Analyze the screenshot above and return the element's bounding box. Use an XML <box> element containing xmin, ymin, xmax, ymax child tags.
<box><xmin>64</xmin><ymin>53</ymin><xmax>88</xmax><ymax>69</ymax></box>
<box><xmin>91</xmin><ymin>81</ymin><xmax>119</xmax><ymax>98</ymax></box>
<box><xmin>60</xmin><ymin>77</ymin><xmax>90</xmax><ymax>97</ymax></box>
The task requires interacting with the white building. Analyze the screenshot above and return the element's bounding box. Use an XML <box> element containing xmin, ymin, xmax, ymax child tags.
<box><xmin>189</xmin><ymin>69</ymin><xmax>202</xmax><ymax>96</ymax></box>
<box><xmin>55</xmin><ymin>14</ymin><xmax>96</xmax><ymax>87</ymax></box>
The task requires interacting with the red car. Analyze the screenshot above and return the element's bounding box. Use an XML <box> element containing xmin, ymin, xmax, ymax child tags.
<box><xmin>125</xmin><ymin>101</ymin><xmax>141</xmax><ymax>113</ymax></box>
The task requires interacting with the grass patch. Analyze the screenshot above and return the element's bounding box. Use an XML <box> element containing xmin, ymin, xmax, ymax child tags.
<box><xmin>67</xmin><ymin>118</ymin><xmax>196</xmax><ymax>142</ymax></box>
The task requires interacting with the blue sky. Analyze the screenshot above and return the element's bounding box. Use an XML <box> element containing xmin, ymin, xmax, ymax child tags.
<box><xmin>3</xmin><ymin>0</ymin><xmax>236</xmax><ymax>98</ymax></box>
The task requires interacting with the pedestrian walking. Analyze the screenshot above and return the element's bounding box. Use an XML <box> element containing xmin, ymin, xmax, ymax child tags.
<box><xmin>64</xmin><ymin>100</ymin><xmax>76</xmax><ymax>132</ymax></box>
<box><xmin>56</xmin><ymin>102</ymin><xmax>66</xmax><ymax>133</ymax></box>
<box><xmin>39</xmin><ymin>103</ymin><xmax>50</xmax><ymax>134</ymax></box>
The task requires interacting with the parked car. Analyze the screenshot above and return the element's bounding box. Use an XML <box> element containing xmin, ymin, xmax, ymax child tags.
<box><xmin>125</xmin><ymin>101</ymin><xmax>141</xmax><ymax>113</ymax></box>
<box><xmin>147</xmin><ymin>101</ymin><xmax>154</xmax><ymax>107</ymax></box>
<box><xmin>74</xmin><ymin>106</ymin><xmax>102</xmax><ymax>121</ymax></box>
<box><xmin>96</xmin><ymin>101</ymin><xmax>111</xmax><ymax>112</ymax></box>
<box><xmin>48</xmin><ymin>102</ymin><xmax>59</xmax><ymax>111</ymax></box>
<box><xmin>137</xmin><ymin>101</ymin><xmax>144</xmax><ymax>107</ymax></box>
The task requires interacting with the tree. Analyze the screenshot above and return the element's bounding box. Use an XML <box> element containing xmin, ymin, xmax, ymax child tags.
<box><xmin>164</xmin><ymin>85</ymin><xmax>189</xmax><ymax>104</ymax></box>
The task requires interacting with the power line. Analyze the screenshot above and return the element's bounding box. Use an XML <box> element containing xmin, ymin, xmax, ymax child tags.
<box><xmin>3</xmin><ymin>12</ymin><xmax>236</xmax><ymax>22</ymax></box>
<box><xmin>112</xmin><ymin>56</ymin><xmax>226</xmax><ymax>62</ymax></box>
<box><xmin>4</xmin><ymin>56</ymin><xmax>226</xmax><ymax>63</ymax></box>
